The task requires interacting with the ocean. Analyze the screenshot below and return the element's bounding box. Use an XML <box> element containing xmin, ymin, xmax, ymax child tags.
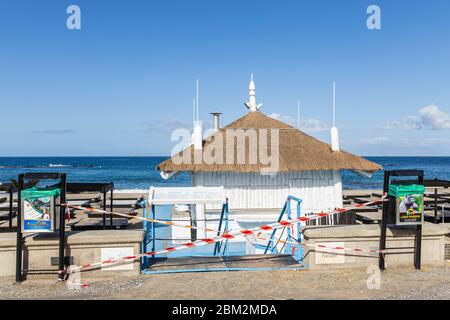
<box><xmin>0</xmin><ymin>156</ymin><xmax>449</xmax><ymax>191</ymax></box>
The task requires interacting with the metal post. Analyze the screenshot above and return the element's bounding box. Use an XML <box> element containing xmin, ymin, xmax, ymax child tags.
<box><xmin>151</xmin><ymin>204</ymin><xmax>155</xmax><ymax>258</ymax></box>
<box><xmin>9</xmin><ymin>187</ymin><xmax>13</xmax><ymax>231</ymax></box>
<box><xmin>141</xmin><ymin>202</ymin><xmax>147</xmax><ymax>270</ymax></box>
<box><xmin>296</xmin><ymin>201</ymin><xmax>303</xmax><ymax>261</ymax></box>
<box><xmin>102</xmin><ymin>190</ymin><xmax>107</xmax><ymax>229</ymax></box>
<box><xmin>434</xmin><ymin>180</ymin><xmax>438</xmax><ymax>223</ymax></box>
<box><xmin>214</xmin><ymin>200</ymin><xmax>227</xmax><ymax>255</ymax></box>
<box><xmin>415</xmin><ymin>224</ymin><xmax>422</xmax><ymax>270</ymax></box>
<box><xmin>379</xmin><ymin>171</ymin><xmax>390</xmax><ymax>271</ymax></box>
<box><xmin>58</xmin><ymin>174</ymin><xmax>67</xmax><ymax>280</ymax></box>
<box><xmin>415</xmin><ymin>174</ymin><xmax>424</xmax><ymax>270</ymax></box>
<box><xmin>286</xmin><ymin>199</ymin><xmax>292</xmax><ymax>254</ymax></box>
<box><xmin>110</xmin><ymin>183</ymin><xmax>114</xmax><ymax>228</ymax></box>
<box><xmin>224</xmin><ymin>201</ymin><xmax>229</xmax><ymax>255</ymax></box>
<box><xmin>15</xmin><ymin>174</ymin><xmax>24</xmax><ymax>282</ymax></box>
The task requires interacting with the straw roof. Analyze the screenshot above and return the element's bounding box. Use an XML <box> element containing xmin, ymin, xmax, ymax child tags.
<box><xmin>157</xmin><ymin>111</ymin><xmax>381</xmax><ymax>173</ymax></box>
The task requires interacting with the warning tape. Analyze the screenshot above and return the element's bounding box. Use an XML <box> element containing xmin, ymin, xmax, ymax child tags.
<box><xmin>64</xmin><ymin>197</ymin><xmax>385</xmax><ymax>276</ymax></box>
<box><xmin>62</xmin><ymin>204</ymin><xmax>218</xmax><ymax>233</ymax></box>
<box><xmin>63</xmin><ymin>196</ymin><xmax>384</xmax><ymax>236</ymax></box>
<box><xmin>66</xmin><ymin>217</ymin><xmax>292</xmax><ymax>274</ymax></box>
<box><xmin>250</xmin><ymin>233</ymin><xmax>386</xmax><ymax>255</ymax></box>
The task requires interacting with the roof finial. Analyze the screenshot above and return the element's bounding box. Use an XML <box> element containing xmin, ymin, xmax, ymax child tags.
<box><xmin>245</xmin><ymin>74</ymin><xmax>262</xmax><ymax>112</ymax></box>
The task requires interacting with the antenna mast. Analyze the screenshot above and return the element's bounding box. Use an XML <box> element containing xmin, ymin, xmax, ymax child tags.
<box><xmin>333</xmin><ymin>81</ymin><xmax>336</xmax><ymax>127</ymax></box>
<box><xmin>196</xmin><ymin>79</ymin><xmax>199</xmax><ymax>121</ymax></box>
<box><xmin>192</xmin><ymin>98</ymin><xmax>196</xmax><ymax>130</ymax></box>
<box><xmin>297</xmin><ymin>100</ymin><xmax>300</xmax><ymax>129</ymax></box>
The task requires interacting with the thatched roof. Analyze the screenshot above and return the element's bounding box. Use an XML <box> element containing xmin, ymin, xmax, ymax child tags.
<box><xmin>157</xmin><ymin>111</ymin><xmax>381</xmax><ymax>173</ymax></box>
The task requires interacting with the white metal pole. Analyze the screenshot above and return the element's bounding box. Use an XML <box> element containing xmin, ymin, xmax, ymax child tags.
<box><xmin>193</xmin><ymin>98</ymin><xmax>196</xmax><ymax>131</ymax></box>
<box><xmin>196</xmin><ymin>79</ymin><xmax>199</xmax><ymax>122</ymax></box>
<box><xmin>333</xmin><ymin>81</ymin><xmax>336</xmax><ymax>127</ymax></box>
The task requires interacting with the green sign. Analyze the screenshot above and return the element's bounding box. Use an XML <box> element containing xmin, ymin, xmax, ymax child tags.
<box><xmin>21</xmin><ymin>187</ymin><xmax>60</xmax><ymax>233</ymax></box>
<box><xmin>389</xmin><ymin>184</ymin><xmax>424</xmax><ymax>225</ymax></box>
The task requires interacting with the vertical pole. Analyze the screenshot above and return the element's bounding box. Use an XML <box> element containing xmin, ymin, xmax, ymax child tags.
<box><xmin>58</xmin><ymin>174</ymin><xmax>67</xmax><ymax>281</ymax></box>
<box><xmin>9</xmin><ymin>187</ymin><xmax>13</xmax><ymax>231</ymax></box>
<box><xmin>223</xmin><ymin>201</ymin><xmax>229</xmax><ymax>256</ymax></box>
<box><xmin>415</xmin><ymin>224</ymin><xmax>422</xmax><ymax>270</ymax></box>
<box><xmin>415</xmin><ymin>173</ymin><xmax>424</xmax><ymax>270</ymax></box>
<box><xmin>286</xmin><ymin>199</ymin><xmax>292</xmax><ymax>254</ymax></box>
<box><xmin>379</xmin><ymin>171</ymin><xmax>390</xmax><ymax>271</ymax></box>
<box><xmin>434</xmin><ymin>178</ymin><xmax>438</xmax><ymax>223</ymax></box>
<box><xmin>110</xmin><ymin>184</ymin><xmax>114</xmax><ymax>228</ymax></box>
<box><xmin>15</xmin><ymin>174</ymin><xmax>24</xmax><ymax>282</ymax></box>
<box><xmin>196</xmin><ymin>204</ymin><xmax>206</xmax><ymax>240</ymax></box>
<box><xmin>102</xmin><ymin>190</ymin><xmax>107</xmax><ymax>229</ymax></box>
<box><xmin>141</xmin><ymin>202</ymin><xmax>147</xmax><ymax>270</ymax></box>
<box><xmin>151</xmin><ymin>204</ymin><xmax>155</xmax><ymax>258</ymax></box>
<box><xmin>214</xmin><ymin>203</ymin><xmax>226</xmax><ymax>255</ymax></box>
<box><xmin>296</xmin><ymin>201</ymin><xmax>303</xmax><ymax>261</ymax></box>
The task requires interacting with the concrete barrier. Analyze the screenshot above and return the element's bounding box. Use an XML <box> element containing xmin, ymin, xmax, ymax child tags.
<box><xmin>303</xmin><ymin>223</ymin><xmax>449</xmax><ymax>270</ymax></box>
<box><xmin>0</xmin><ymin>230</ymin><xmax>145</xmax><ymax>278</ymax></box>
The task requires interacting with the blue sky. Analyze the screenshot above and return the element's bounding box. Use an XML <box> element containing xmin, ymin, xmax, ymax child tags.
<box><xmin>0</xmin><ymin>0</ymin><xmax>449</xmax><ymax>156</ymax></box>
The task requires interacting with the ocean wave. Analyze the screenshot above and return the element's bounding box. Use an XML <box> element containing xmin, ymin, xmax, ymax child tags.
<box><xmin>48</xmin><ymin>164</ymin><xmax>71</xmax><ymax>168</ymax></box>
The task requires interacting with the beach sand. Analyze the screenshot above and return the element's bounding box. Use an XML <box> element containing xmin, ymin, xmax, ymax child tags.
<box><xmin>2</xmin><ymin>264</ymin><xmax>450</xmax><ymax>299</ymax></box>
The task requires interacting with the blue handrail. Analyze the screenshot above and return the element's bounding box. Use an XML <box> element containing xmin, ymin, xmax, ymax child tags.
<box><xmin>214</xmin><ymin>200</ymin><xmax>229</xmax><ymax>256</ymax></box>
<box><xmin>264</xmin><ymin>195</ymin><xmax>303</xmax><ymax>260</ymax></box>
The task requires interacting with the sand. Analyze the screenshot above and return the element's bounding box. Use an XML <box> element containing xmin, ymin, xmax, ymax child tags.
<box><xmin>2</xmin><ymin>264</ymin><xmax>450</xmax><ymax>300</ymax></box>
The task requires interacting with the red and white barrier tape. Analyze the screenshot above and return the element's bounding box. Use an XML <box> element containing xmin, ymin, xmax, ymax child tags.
<box><xmin>251</xmin><ymin>233</ymin><xmax>385</xmax><ymax>254</ymax></box>
<box><xmin>63</xmin><ymin>196</ymin><xmax>384</xmax><ymax>235</ymax></box>
<box><xmin>63</xmin><ymin>196</ymin><xmax>386</xmax><ymax>277</ymax></box>
<box><xmin>62</xmin><ymin>204</ymin><xmax>218</xmax><ymax>233</ymax></box>
<box><xmin>66</xmin><ymin>216</ymin><xmax>293</xmax><ymax>274</ymax></box>
<box><xmin>67</xmin><ymin>195</ymin><xmax>382</xmax><ymax>274</ymax></box>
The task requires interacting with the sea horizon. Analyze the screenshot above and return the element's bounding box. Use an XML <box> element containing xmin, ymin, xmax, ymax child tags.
<box><xmin>1</xmin><ymin>156</ymin><xmax>449</xmax><ymax>191</ymax></box>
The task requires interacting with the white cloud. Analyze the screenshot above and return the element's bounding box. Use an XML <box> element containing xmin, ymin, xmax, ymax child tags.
<box><xmin>359</xmin><ymin>137</ymin><xmax>391</xmax><ymax>145</ymax></box>
<box><xmin>269</xmin><ymin>113</ymin><xmax>329</xmax><ymax>133</ymax></box>
<box><xmin>383</xmin><ymin>104</ymin><xmax>450</xmax><ymax>130</ymax></box>
<box><xmin>419</xmin><ymin>105</ymin><xmax>450</xmax><ymax>129</ymax></box>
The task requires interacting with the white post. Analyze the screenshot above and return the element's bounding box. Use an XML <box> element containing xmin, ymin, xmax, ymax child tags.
<box><xmin>195</xmin><ymin>204</ymin><xmax>207</xmax><ymax>239</ymax></box>
<box><xmin>331</xmin><ymin>82</ymin><xmax>340</xmax><ymax>152</ymax></box>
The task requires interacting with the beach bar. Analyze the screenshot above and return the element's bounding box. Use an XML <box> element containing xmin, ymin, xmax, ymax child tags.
<box><xmin>157</xmin><ymin>77</ymin><xmax>381</xmax><ymax>212</ymax></box>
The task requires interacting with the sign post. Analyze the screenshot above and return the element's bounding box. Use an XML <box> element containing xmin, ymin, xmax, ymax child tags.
<box><xmin>379</xmin><ymin>170</ymin><xmax>424</xmax><ymax>271</ymax></box>
<box><xmin>16</xmin><ymin>173</ymin><xmax>67</xmax><ymax>282</ymax></box>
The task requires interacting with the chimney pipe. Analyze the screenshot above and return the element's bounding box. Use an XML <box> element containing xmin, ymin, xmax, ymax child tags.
<box><xmin>211</xmin><ymin>112</ymin><xmax>221</xmax><ymax>132</ymax></box>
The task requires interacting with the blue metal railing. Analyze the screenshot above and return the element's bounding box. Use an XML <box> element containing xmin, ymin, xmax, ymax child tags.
<box><xmin>263</xmin><ymin>195</ymin><xmax>303</xmax><ymax>261</ymax></box>
<box><xmin>142</xmin><ymin>199</ymin><xmax>230</xmax><ymax>269</ymax></box>
<box><xmin>141</xmin><ymin>199</ymin><xmax>154</xmax><ymax>268</ymax></box>
<box><xmin>142</xmin><ymin>195</ymin><xmax>303</xmax><ymax>271</ymax></box>
<box><xmin>214</xmin><ymin>200</ymin><xmax>229</xmax><ymax>256</ymax></box>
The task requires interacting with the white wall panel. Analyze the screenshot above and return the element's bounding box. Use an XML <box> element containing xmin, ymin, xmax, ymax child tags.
<box><xmin>192</xmin><ymin>171</ymin><xmax>343</xmax><ymax>212</ymax></box>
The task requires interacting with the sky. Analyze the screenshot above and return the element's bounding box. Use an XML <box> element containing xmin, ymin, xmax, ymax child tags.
<box><xmin>0</xmin><ymin>0</ymin><xmax>450</xmax><ymax>156</ymax></box>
